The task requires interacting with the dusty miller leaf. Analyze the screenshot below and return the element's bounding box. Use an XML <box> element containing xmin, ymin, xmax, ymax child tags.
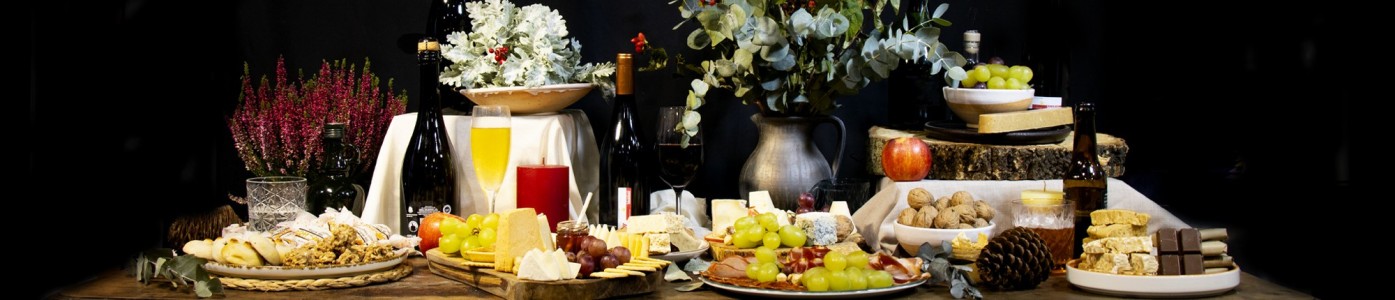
<box><xmin>688</xmin><ymin>29</ymin><xmax>711</xmax><ymax>49</ymax></box>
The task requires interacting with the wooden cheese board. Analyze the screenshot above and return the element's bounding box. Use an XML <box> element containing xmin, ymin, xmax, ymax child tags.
<box><xmin>425</xmin><ymin>249</ymin><xmax>665</xmax><ymax>300</ymax></box>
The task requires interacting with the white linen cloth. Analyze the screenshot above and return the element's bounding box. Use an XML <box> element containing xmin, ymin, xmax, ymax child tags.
<box><xmin>363</xmin><ymin>110</ymin><xmax>599</xmax><ymax>234</ymax></box>
<box><xmin>647</xmin><ymin>189</ymin><xmax>711</xmax><ymax>239</ymax></box>
<box><xmin>851</xmin><ymin>178</ymin><xmax>1189</xmax><ymax>253</ymax></box>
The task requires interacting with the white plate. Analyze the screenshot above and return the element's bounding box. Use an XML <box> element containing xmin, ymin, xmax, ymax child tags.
<box><xmin>698</xmin><ymin>275</ymin><xmax>925</xmax><ymax>299</ymax></box>
<box><xmin>652</xmin><ymin>243</ymin><xmax>710</xmax><ymax>262</ymax></box>
<box><xmin>1066</xmin><ymin>259</ymin><xmax>1240</xmax><ymax>298</ymax></box>
<box><xmin>204</xmin><ymin>254</ymin><xmax>407</xmax><ymax>280</ymax></box>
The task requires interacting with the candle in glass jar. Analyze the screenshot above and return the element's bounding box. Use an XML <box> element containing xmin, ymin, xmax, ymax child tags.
<box><xmin>516</xmin><ymin>165</ymin><xmax>570</xmax><ymax>231</ymax></box>
<box><xmin>1022</xmin><ymin>190</ymin><xmax>1064</xmax><ymax>206</ymax></box>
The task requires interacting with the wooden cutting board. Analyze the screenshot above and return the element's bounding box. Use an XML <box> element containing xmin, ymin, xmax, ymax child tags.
<box><xmin>425</xmin><ymin>249</ymin><xmax>664</xmax><ymax>300</ymax></box>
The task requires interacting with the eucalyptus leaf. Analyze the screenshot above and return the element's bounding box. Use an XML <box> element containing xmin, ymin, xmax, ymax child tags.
<box><xmin>765</xmin><ymin>94</ymin><xmax>781</xmax><ymax>112</ymax></box>
<box><xmin>733</xmin><ymin>49</ymin><xmax>754</xmax><ymax>71</ymax></box>
<box><xmin>195</xmin><ymin>281</ymin><xmax>214</xmax><ymax>298</ymax></box>
<box><xmin>687</xmin><ymin>29</ymin><xmax>710</xmax><ymax>49</ymax></box>
<box><xmin>946</xmin><ymin>66</ymin><xmax>967</xmax><ymax>81</ymax></box>
<box><xmin>915</xmin><ymin>27</ymin><xmax>940</xmax><ymax>46</ymax></box>
<box><xmin>842</xmin><ymin>6</ymin><xmax>862</xmax><ymax>41</ymax></box>
<box><xmin>761</xmin><ymin>78</ymin><xmax>783</xmax><ymax>91</ymax></box>
<box><xmin>932</xmin><ymin>3</ymin><xmax>949</xmax><ymax>19</ymax></box>
<box><xmin>735</xmin><ymin>86</ymin><xmax>752</xmax><ymax>97</ymax></box>
<box><xmin>691</xmin><ymin>79</ymin><xmax>710</xmax><ymax>98</ymax></box>
<box><xmin>931</xmin><ymin>60</ymin><xmax>942</xmax><ymax>75</ymax></box>
<box><xmin>791</xmin><ymin>9</ymin><xmax>813</xmax><ymax>37</ymax></box>
<box><xmin>932</xmin><ymin>18</ymin><xmax>952</xmax><ymax>27</ymax></box>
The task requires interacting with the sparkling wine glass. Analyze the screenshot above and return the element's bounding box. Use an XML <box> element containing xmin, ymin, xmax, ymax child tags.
<box><xmin>471</xmin><ymin>105</ymin><xmax>511</xmax><ymax>213</ymax></box>
<box><xmin>655</xmin><ymin>106</ymin><xmax>703</xmax><ymax>220</ymax></box>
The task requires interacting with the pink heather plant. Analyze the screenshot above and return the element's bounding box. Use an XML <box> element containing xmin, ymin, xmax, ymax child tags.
<box><xmin>230</xmin><ymin>57</ymin><xmax>407</xmax><ymax>177</ymax></box>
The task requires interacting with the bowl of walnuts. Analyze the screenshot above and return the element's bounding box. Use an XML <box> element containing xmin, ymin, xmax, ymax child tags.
<box><xmin>893</xmin><ymin>188</ymin><xmax>998</xmax><ymax>254</ymax></box>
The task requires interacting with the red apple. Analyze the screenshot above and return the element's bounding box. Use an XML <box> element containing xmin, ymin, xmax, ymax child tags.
<box><xmin>417</xmin><ymin>212</ymin><xmax>464</xmax><ymax>252</ymax></box>
<box><xmin>881</xmin><ymin>137</ymin><xmax>932</xmax><ymax>181</ymax></box>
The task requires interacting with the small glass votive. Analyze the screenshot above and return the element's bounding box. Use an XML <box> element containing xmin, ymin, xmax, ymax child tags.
<box><xmin>1014</xmin><ymin>191</ymin><xmax>1073</xmax><ymax>274</ymax></box>
<box><xmin>246</xmin><ymin>176</ymin><xmax>308</xmax><ymax>231</ymax></box>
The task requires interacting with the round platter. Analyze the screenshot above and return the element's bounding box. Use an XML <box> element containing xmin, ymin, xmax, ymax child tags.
<box><xmin>923</xmin><ymin>120</ymin><xmax>1071</xmax><ymax>145</ymax></box>
<box><xmin>652</xmin><ymin>243</ymin><xmax>710</xmax><ymax>262</ymax></box>
<box><xmin>1066</xmin><ymin>259</ymin><xmax>1240</xmax><ymax>298</ymax></box>
<box><xmin>698</xmin><ymin>275</ymin><xmax>925</xmax><ymax>299</ymax></box>
<box><xmin>204</xmin><ymin>253</ymin><xmax>407</xmax><ymax>280</ymax></box>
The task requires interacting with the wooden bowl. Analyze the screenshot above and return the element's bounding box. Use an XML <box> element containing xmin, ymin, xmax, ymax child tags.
<box><xmin>461</xmin><ymin>83</ymin><xmax>593</xmax><ymax>115</ymax></box>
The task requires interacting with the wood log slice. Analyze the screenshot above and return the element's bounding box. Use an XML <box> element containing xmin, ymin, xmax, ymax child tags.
<box><xmin>867</xmin><ymin>126</ymin><xmax>1128</xmax><ymax>180</ymax></box>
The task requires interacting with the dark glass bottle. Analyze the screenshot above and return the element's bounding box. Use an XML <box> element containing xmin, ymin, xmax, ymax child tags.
<box><xmin>963</xmin><ymin>30</ymin><xmax>982</xmax><ymax>67</ymax></box>
<box><xmin>599</xmin><ymin>53</ymin><xmax>650</xmax><ymax>227</ymax></box>
<box><xmin>1064</xmin><ymin>102</ymin><xmax>1106</xmax><ymax>256</ymax></box>
<box><xmin>400</xmin><ymin>1</ymin><xmax>457</xmax><ymax>236</ymax></box>
<box><xmin>308</xmin><ymin>123</ymin><xmax>364</xmax><ymax>215</ymax></box>
<box><xmin>434</xmin><ymin>0</ymin><xmax>474</xmax><ymax>113</ymax></box>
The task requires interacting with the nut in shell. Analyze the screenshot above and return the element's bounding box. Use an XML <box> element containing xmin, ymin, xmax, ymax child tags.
<box><xmin>907</xmin><ymin>188</ymin><xmax>934</xmax><ymax>210</ymax></box>
<box><xmin>933</xmin><ymin>206</ymin><xmax>960</xmax><ymax>228</ymax></box>
<box><xmin>934</xmin><ymin>196</ymin><xmax>952</xmax><ymax>211</ymax></box>
<box><xmin>974</xmin><ymin>200</ymin><xmax>996</xmax><ymax>220</ymax></box>
<box><xmin>974</xmin><ymin>218</ymin><xmax>989</xmax><ymax>228</ymax></box>
<box><xmin>957</xmin><ymin>223</ymin><xmax>975</xmax><ymax>229</ymax></box>
<box><xmin>898</xmin><ymin>208</ymin><xmax>917</xmax><ymax>226</ymax></box>
<box><xmin>914</xmin><ymin>206</ymin><xmax>939</xmax><ymax>228</ymax></box>
<box><xmin>955</xmin><ymin>204</ymin><xmax>978</xmax><ymax>223</ymax></box>
<box><xmin>949</xmin><ymin>191</ymin><xmax>975</xmax><ymax>207</ymax></box>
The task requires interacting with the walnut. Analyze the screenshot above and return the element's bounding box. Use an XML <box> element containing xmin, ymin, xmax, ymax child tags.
<box><xmin>907</xmin><ymin>188</ymin><xmax>934</xmax><ymax>210</ymax></box>
<box><xmin>897</xmin><ymin>208</ymin><xmax>918</xmax><ymax>226</ymax></box>
<box><xmin>949</xmin><ymin>191</ymin><xmax>975</xmax><ymax>207</ymax></box>
<box><xmin>955</xmin><ymin>204</ymin><xmax>978</xmax><ymax>223</ymax></box>
<box><xmin>957</xmin><ymin>223</ymin><xmax>976</xmax><ymax>229</ymax></box>
<box><xmin>914</xmin><ymin>206</ymin><xmax>939</xmax><ymax>228</ymax></box>
<box><xmin>974</xmin><ymin>218</ymin><xmax>990</xmax><ymax>228</ymax></box>
<box><xmin>974</xmin><ymin>200</ymin><xmax>996</xmax><ymax>220</ymax></box>
<box><xmin>933</xmin><ymin>206</ymin><xmax>960</xmax><ymax>228</ymax></box>
<box><xmin>934</xmin><ymin>196</ymin><xmax>952</xmax><ymax>212</ymax></box>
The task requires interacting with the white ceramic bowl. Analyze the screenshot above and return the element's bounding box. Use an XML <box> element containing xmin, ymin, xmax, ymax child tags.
<box><xmin>942</xmin><ymin>87</ymin><xmax>1035</xmax><ymax>125</ymax></box>
<box><xmin>893</xmin><ymin>221</ymin><xmax>995</xmax><ymax>255</ymax></box>
<box><xmin>461</xmin><ymin>83</ymin><xmax>593</xmax><ymax>115</ymax></box>
<box><xmin>1067</xmin><ymin>259</ymin><xmax>1241</xmax><ymax>297</ymax></box>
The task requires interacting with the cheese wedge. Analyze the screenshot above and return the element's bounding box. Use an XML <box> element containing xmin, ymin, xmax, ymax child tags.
<box><xmin>645</xmin><ymin>233</ymin><xmax>672</xmax><ymax>255</ymax></box>
<box><xmin>537</xmin><ymin>214</ymin><xmax>555</xmax><ymax>251</ymax></box>
<box><xmin>976</xmin><ymin>107</ymin><xmax>1073</xmax><ymax>133</ymax></box>
<box><xmin>495</xmin><ymin>208</ymin><xmax>543</xmax><ymax>273</ymax></box>
<box><xmin>711</xmin><ymin>199</ymin><xmax>748</xmax><ymax>234</ymax></box>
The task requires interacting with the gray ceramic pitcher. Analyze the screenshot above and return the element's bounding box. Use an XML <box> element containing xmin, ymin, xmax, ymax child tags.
<box><xmin>738</xmin><ymin>114</ymin><xmax>846</xmax><ymax>211</ymax></box>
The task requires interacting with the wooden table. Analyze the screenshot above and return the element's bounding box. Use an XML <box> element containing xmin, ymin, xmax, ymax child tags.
<box><xmin>54</xmin><ymin>258</ymin><xmax>1310</xmax><ymax>299</ymax></box>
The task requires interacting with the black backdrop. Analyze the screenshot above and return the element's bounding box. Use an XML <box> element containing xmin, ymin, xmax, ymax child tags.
<box><xmin>30</xmin><ymin>0</ymin><xmax>1358</xmax><ymax>297</ymax></box>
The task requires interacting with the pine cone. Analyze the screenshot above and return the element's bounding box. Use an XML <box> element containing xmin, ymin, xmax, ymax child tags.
<box><xmin>974</xmin><ymin>227</ymin><xmax>1053</xmax><ymax>290</ymax></box>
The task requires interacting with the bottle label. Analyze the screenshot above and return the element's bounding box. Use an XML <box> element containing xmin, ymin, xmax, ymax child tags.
<box><xmin>617</xmin><ymin>187</ymin><xmax>631</xmax><ymax>227</ymax></box>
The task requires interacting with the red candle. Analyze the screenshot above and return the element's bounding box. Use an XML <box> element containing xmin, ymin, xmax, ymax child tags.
<box><xmin>516</xmin><ymin>165</ymin><xmax>570</xmax><ymax>231</ymax></box>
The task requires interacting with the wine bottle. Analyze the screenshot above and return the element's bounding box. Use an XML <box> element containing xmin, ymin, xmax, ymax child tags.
<box><xmin>400</xmin><ymin>2</ymin><xmax>457</xmax><ymax>236</ymax></box>
<box><xmin>599</xmin><ymin>53</ymin><xmax>650</xmax><ymax>227</ymax></box>
<box><xmin>308</xmin><ymin>122</ymin><xmax>365</xmax><ymax>215</ymax></box>
<box><xmin>1063</xmin><ymin>102</ymin><xmax>1106</xmax><ymax>256</ymax></box>
<box><xmin>963</xmin><ymin>30</ymin><xmax>982</xmax><ymax>67</ymax></box>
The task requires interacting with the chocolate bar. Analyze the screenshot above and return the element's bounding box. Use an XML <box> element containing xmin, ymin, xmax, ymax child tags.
<box><xmin>1183</xmin><ymin>254</ymin><xmax>1204</xmax><ymax>275</ymax></box>
<box><xmin>1155</xmin><ymin>228</ymin><xmax>1178</xmax><ymax>252</ymax></box>
<box><xmin>1179</xmin><ymin>228</ymin><xmax>1201</xmax><ymax>254</ymax></box>
<box><xmin>1159</xmin><ymin>254</ymin><xmax>1181</xmax><ymax>275</ymax></box>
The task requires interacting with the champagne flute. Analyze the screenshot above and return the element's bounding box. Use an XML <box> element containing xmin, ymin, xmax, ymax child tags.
<box><xmin>655</xmin><ymin>106</ymin><xmax>703</xmax><ymax>220</ymax></box>
<box><xmin>471</xmin><ymin>105</ymin><xmax>511</xmax><ymax>213</ymax></box>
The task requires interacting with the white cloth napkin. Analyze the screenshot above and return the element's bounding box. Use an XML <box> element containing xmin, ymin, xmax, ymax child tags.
<box><xmin>648</xmin><ymin>189</ymin><xmax>711</xmax><ymax>238</ymax></box>
<box><xmin>851</xmin><ymin>178</ymin><xmax>1189</xmax><ymax>253</ymax></box>
<box><xmin>362</xmin><ymin>110</ymin><xmax>599</xmax><ymax>234</ymax></box>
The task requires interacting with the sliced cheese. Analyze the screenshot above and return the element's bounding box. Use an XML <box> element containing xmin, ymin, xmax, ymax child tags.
<box><xmin>550</xmin><ymin>249</ymin><xmax>573</xmax><ymax>280</ymax></box>
<box><xmin>711</xmin><ymin>199</ymin><xmax>748</xmax><ymax>234</ymax></box>
<box><xmin>976</xmin><ymin>107</ymin><xmax>1073</xmax><ymax>133</ymax></box>
<box><xmin>495</xmin><ymin>208</ymin><xmax>543</xmax><ymax>273</ymax></box>
<box><xmin>537</xmin><ymin>214</ymin><xmax>555</xmax><ymax>251</ymax></box>
<box><xmin>748</xmin><ymin>191</ymin><xmax>774</xmax><ymax>210</ymax></box>
<box><xmin>645</xmin><ymin>233</ymin><xmax>672</xmax><ymax>255</ymax></box>
<box><xmin>518</xmin><ymin>249</ymin><xmax>559</xmax><ymax>281</ymax></box>
<box><xmin>829</xmin><ymin>201</ymin><xmax>851</xmax><ymax>218</ymax></box>
<box><xmin>670</xmin><ymin>230</ymin><xmax>703</xmax><ymax>252</ymax></box>
<box><xmin>627</xmin><ymin>214</ymin><xmax>668</xmax><ymax>234</ymax></box>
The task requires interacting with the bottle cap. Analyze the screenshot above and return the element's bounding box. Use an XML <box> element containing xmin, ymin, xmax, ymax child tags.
<box><xmin>325</xmin><ymin>122</ymin><xmax>346</xmax><ymax>139</ymax></box>
<box><xmin>963</xmin><ymin>30</ymin><xmax>981</xmax><ymax>54</ymax></box>
<box><xmin>616</xmin><ymin>53</ymin><xmax>633</xmax><ymax>95</ymax></box>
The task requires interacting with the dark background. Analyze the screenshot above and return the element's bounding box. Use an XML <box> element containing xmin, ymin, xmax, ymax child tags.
<box><xmin>29</xmin><ymin>0</ymin><xmax>1354</xmax><ymax>298</ymax></box>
